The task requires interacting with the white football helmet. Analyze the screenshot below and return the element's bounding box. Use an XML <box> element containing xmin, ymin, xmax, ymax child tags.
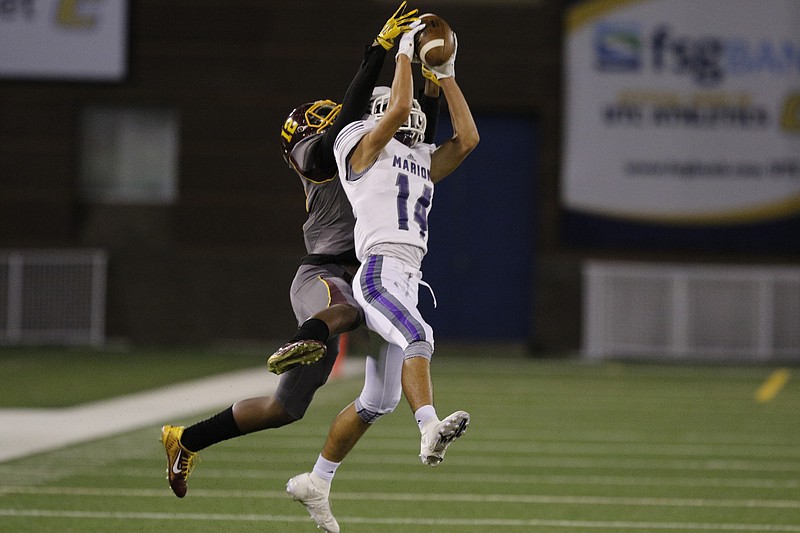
<box><xmin>369</xmin><ymin>86</ymin><xmax>427</xmax><ymax>146</ymax></box>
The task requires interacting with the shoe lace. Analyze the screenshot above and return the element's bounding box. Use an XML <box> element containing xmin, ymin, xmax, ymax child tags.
<box><xmin>168</xmin><ymin>438</ymin><xmax>199</xmax><ymax>478</ymax></box>
<box><xmin>181</xmin><ymin>450</ymin><xmax>198</xmax><ymax>477</ymax></box>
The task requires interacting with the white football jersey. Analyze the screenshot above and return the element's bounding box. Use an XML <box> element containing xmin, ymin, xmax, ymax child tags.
<box><xmin>334</xmin><ymin>120</ymin><xmax>437</xmax><ymax>262</ymax></box>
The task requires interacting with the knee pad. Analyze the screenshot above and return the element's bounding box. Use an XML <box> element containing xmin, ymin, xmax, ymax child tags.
<box><xmin>403</xmin><ymin>340</ymin><xmax>432</xmax><ymax>361</ymax></box>
<box><xmin>355</xmin><ymin>395</ymin><xmax>399</xmax><ymax>424</ymax></box>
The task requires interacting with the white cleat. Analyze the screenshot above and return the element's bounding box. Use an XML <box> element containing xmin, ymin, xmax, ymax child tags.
<box><xmin>419</xmin><ymin>410</ymin><xmax>470</xmax><ymax>467</ymax></box>
<box><xmin>286</xmin><ymin>472</ymin><xmax>340</xmax><ymax>533</ymax></box>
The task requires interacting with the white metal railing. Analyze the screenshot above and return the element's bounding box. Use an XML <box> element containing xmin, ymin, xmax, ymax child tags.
<box><xmin>583</xmin><ymin>261</ymin><xmax>800</xmax><ymax>361</ymax></box>
<box><xmin>0</xmin><ymin>250</ymin><xmax>107</xmax><ymax>346</ymax></box>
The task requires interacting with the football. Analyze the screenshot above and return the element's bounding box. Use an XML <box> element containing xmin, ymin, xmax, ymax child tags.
<box><xmin>414</xmin><ymin>14</ymin><xmax>455</xmax><ymax>68</ymax></box>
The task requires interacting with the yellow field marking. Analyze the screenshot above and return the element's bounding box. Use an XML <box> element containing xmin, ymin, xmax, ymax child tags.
<box><xmin>755</xmin><ymin>369</ymin><xmax>790</xmax><ymax>403</ymax></box>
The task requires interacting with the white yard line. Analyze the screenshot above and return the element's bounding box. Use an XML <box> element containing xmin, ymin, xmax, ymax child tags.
<box><xmin>1</xmin><ymin>509</ymin><xmax>800</xmax><ymax>531</ymax></box>
<box><xmin>3</xmin><ymin>486</ymin><xmax>800</xmax><ymax>510</ymax></box>
<box><xmin>0</xmin><ymin>359</ymin><xmax>363</xmax><ymax>463</ymax></box>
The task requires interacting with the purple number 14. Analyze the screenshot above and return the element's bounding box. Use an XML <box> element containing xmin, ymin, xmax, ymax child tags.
<box><xmin>395</xmin><ymin>172</ymin><xmax>432</xmax><ymax>239</ymax></box>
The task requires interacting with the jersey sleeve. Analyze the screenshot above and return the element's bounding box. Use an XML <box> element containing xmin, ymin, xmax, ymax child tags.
<box><xmin>290</xmin><ymin>135</ymin><xmax>324</xmax><ymax>176</ymax></box>
<box><xmin>317</xmin><ymin>45</ymin><xmax>386</xmax><ymax>167</ymax></box>
<box><xmin>334</xmin><ymin>120</ymin><xmax>377</xmax><ymax>182</ymax></box>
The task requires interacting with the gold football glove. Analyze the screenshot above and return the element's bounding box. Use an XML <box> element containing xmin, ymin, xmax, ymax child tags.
<box><xmin>421</xmin><ymin>65</ymin><xmax>441</xmax><ymax>87</ymax></box>
<box><xmin>376</xmin><ymin>1</ymin><xmax>419</xmax><ymax>51</ymax></box>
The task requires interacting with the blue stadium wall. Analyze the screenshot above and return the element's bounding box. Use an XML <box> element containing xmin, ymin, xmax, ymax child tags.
<box><xmin>419</xmin><ymin>115</ymin><xmax>538</xmax><ymax>341</ymax></box>
<box><xmin>563</xmin><ymin>213</ymin><xmax>800</xmax><ymax>253</ymax></box>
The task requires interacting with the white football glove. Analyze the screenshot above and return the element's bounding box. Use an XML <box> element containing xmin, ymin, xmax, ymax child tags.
<box><xmin>428</xmin><ymin>32</ymin><xmax>458</xmax><ymax>79</ymax></box>
<box><xmin>396</xmin><ymin>20</ymin><xmax>425</xmax><ymax>61</ymax></box>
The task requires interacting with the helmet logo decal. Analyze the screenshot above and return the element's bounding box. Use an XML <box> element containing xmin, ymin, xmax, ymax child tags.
<box><xmin>281</xmin><ymin>117</ymin><xmax>299</xmax><ymax>143</ymax></box>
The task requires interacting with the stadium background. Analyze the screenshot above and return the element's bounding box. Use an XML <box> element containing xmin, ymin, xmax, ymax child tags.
<box><xmin>1</xmin><ymin>0</ymin><xmax>798</xmax><ymax>352</ymax></box>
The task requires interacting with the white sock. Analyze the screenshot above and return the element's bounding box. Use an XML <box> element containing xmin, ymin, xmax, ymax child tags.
<box><xmin>414</xmin><ymin>405</ymin><xmax>438</xmax><ymax>431</ymax></box>
<box><xmin>311</xmin><ymin>454</ymin><xmax>340</xmax><ymax>484</ymax></box>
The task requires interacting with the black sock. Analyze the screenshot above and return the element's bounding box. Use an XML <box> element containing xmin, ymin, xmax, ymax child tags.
<box><xmin>180</xmin><ymin>406</ymin><xmax>242</xmax><ymax>452</ymax></box>
<box><xmin>290</xmin><ymin>317</ymin><xmax>329</xmax><ymax>343</ymax></box>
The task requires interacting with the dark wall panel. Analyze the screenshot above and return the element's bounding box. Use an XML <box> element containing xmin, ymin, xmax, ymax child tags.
<box><xmin>0</xmin><ymin>0</ymin><xmax>565</xmax><ymax>346</ymax></box>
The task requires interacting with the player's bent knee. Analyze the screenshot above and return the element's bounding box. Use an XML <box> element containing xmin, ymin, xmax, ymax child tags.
<box><xmin>403</xmin><ymin>340</ymin><xmax>432</xmax><ymax>361</ymax></box>
<box><xmin>355</xmin><ymin>396</ymin><xmax>398</xmax><ymax>424</ymax></box>
<box><xmin>355</xmin><ymin>406</ymin><xmax>383</xmax><ymax>423</ymax></box>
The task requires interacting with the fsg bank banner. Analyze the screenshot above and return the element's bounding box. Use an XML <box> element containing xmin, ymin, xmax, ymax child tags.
<box><xmin>0</xmin><ymin>0</ymin><xmax>128</xmax><ymax>81</ymax></box>
<box><xmin>562</xmin><ymin>0</ymin><xmax>800</xmax><ymax>249</ymax></box>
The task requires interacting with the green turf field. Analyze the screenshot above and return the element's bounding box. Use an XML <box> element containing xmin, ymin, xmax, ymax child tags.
<box><xmin>0</xmin><ymin>347</ymin><xmax>798</xmax><ymax>532</ymax></box>
<box><xmin>0</xmin><ymin>347</ymin><xmax>263</xmax><ymax>407</ymax></box>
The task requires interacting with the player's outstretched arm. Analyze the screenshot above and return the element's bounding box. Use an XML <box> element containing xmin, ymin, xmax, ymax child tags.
<box><xmin>350</xmin><ymin>22</ymin><xmax>425</xmax><ymax>173</ymax></box>
<box><xmin>429</xmin><ymin>37</ymin><xmax>479</xmax><ymax>183</ymax></box>
<box><xmin>317</xmin><ymin>2</ymin><xmax>420</xmax><ymax>170</ymax></box>
<box><xmin>419</xmin><ymin>69</ymin><xmax>442</xmax><ymax>144</ymax></box>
